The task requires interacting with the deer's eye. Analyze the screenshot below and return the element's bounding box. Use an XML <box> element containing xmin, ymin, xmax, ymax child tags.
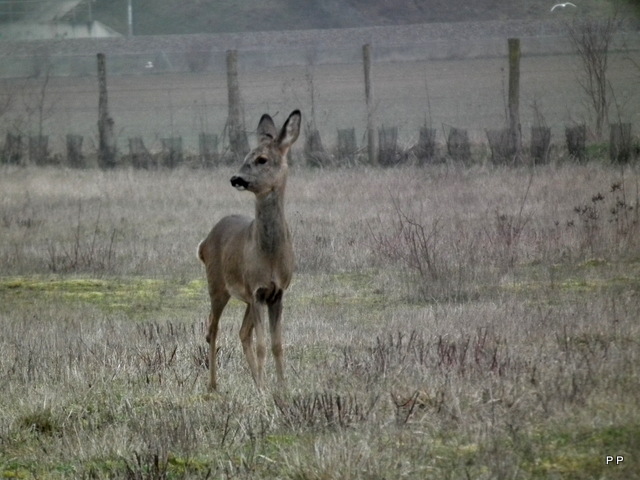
<box><xmin>256</xmin><ymin>157</ymin><xmax>268</xmax><ymax>165</ymax></box>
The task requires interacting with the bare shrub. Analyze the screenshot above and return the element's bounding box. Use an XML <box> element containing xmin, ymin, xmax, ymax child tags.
<box><xmin>565</xmin><ymin>124</ymin><xmax>586</xmax><ymax>162</ymax></box>
<box><xmin>609</xmin><ymin>122</ymin><xmax>632</xmax><ymax>164</ymax></box>
<box><xmin>378</xmin><ymin>125</ymin><xmax>401</xmax><ymax>166</ymax></box>
<box><xmin>275</xmin><ymin>391</ymin><xmax>378</xmax><ymax>429</ymax></box>
<box><xmin>567</xmin><ymin>16</ymin><xmax>618</xmax><ymax>139</ymax></box>
<box><xmin>368</xmin><ymin>197</ymin><xmax>481</xmax><ymax>301</ymax></box>
<box><xmin>66</xmin><ymin>134</ymin><xmax>85</xmax><ymax>168</ymax></box>
<box><xmin>124</xmin><ymin>449</ymin><xmax>170</xmax><ymax>480</ymax></box>
<box><xmin>446</xmin><ymin>127</ymin><xmax>471</xmax><ymax>163</ymax></box>
<box><xmin>415</xmin><ymin>126</ymin><xmax>438</xmax><ymax>165</ymax></box>
<box><xmin>362</xmin><ymin>328</ymin><xmax>509</xmax><ymax>378</ymax></box>
<box><xmin>46</xmin><ymin>201</ymin><xmax>119</xmax><ymax>273</ymax></box>
<box><xmin>486</xmin><ymin>128</ymin><xmax>516</xmax><ymax>165</ymax></box>
<box><xmin>304</xmin><ymin>123</ymin><xmax>333</xmax><ymax>167</ymax></box>
<box><xmin>391</xmin><ymin>388</ymin><xmax>444</xmax><ymax>425</ymax></box>
<box><xmin>570</xmin><ymin>180</ymin><xmax>639</xmax><ymax>257</ymax></box>
<box><xmin>129</xmin><ymin>137</ymin><xmax>155</xmax><ymax>169</ymax></box>
<box><xmin>530</xmin><ymin>98</ymin><xmax>551</xmax><ymax>165</ymax></box>
<box><xmin>336</xmin><ymin>128</ymin><xmax>359</xmax><ymax>165</ymax></box>
<box><xmin>435</xmin><ymin>328</ymin><xmax>510</xmax><ymax>377</ymax></box>
<box><xmin>29</xmin><ymin>135</ymin><xmax>50</xmax><ymax>165</ymax></box>
<box><xmin>199</xmin><ymin>133</ymin><xmax>219</xmax><ymax>167</ymax></box>
<box><xmin>486</xmin><ymin>174</ymin><xmax>532</xmax><ymax>270</ymax></box>
<box><xmin>161</xmin><ymin>137</ymin><xmax>183</xmax><ymax>168</ymax></box>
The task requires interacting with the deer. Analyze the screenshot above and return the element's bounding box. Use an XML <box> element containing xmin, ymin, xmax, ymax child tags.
<box><xmin>197</xmin><ymin>110</ymin><xmax>301</xmax><ymax>391</ymax></box>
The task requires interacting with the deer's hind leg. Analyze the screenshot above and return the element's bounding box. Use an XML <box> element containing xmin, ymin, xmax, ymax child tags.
<box><xmin>206</xmin><ymin>292</ymin><xmax>229</xmax><ymax>391</ymax></box>
<box><xmin>268</xmin><ymin>292</ymin><xmax>285</xmax><ymax>385</ymax></box>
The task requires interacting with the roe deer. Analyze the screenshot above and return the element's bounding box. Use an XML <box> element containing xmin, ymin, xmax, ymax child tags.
<box><xmin>198</xmin><ymin>110</ymin><xmax>301</xmax><ymax>390</ymax></box>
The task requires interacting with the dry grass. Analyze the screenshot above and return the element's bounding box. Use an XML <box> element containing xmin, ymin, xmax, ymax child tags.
<box><xmin>1</xmin><ymin>163</ymin><xmax>639</xmax><ymax>479</ymax></box>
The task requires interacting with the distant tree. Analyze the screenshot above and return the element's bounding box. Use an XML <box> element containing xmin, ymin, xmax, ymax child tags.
<box><xmin>567</xmin><ymin>15</ymin><xmax>618</xmax><ymax>139</ymax></box>
<box><xmin>25</xmin><ymin>64</ymin><xmax>54</xmax><ymax>145</ymax></box>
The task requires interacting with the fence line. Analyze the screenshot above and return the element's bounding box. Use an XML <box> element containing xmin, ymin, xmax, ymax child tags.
<box><xmin>2</xmin><ymin>121</ymin><xmax>637</xmax><ymax>168</ymax></box>
<box><xmin>0</xmin><ymin>31</ymin><xmax>639</xmax><ymax>167</ymax></box>
<box><xmin>1</xmin><ymin>30</ymin><xmax>639</xmax><ymax>78</ymax></box>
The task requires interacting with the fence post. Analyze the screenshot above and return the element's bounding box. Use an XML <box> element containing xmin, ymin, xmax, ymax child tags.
<box><xmin>3</xmin><ymin>133</ymin><xmax>22</xmax><ymax>165</ymax></box>
<box><xmin>507</xmin><ymin>38</ymin><xmax>522</xmax><ymax>162</ymax></box>
<box><xmin>97</xmin><ymin>53</ymin><xmax>117</xmax><ymax>169</ymax></box>
<box><xmin>226</xmin><ymin>50</ymin><xmax>249</xmax><ymax>164</ymax></box>
<box><xmin>363</xmin><ymin>44</ymin><xmax>377</xmax><ymax>166</ymax></box>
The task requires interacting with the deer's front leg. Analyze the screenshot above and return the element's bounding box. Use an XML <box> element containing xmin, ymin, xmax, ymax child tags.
<box><xmin>268</xmin><ymin>292</ymin><xmax>285</xmax><ymax>385</ymax></box>
<box><xmin>252</xmin><ymin>300</ymin><xmax>267</xmax><ymax>388</ymax></box>
<box><xmin>239</xmin><ymin>303</ymin><xmax>266</xmax><ymax>388</ymax></box>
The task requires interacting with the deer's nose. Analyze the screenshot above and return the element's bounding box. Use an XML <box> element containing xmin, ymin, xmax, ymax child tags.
<box><xmin>230</xmin><ymin>175</ymin><xmax>249</xmax><ymax>190</ymax></box>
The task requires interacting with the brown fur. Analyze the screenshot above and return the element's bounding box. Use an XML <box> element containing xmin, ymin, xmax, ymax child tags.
<box><xmin>198</xmin><ymin>110</ymin><xmax>301</xmax><ymax>390</ymax></box>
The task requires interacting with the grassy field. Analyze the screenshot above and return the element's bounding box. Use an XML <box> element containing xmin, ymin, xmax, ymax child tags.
<box><xmin>1</xmin><ymin>160</ymin><xmax>639</xmax><ymax>479</ymax></box>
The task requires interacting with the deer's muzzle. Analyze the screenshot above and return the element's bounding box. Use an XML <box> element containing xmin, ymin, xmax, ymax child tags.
<box><xmin>230</xmin><ymin>175</ymin><xmax>250</xmax><ymax>190</ymax></box>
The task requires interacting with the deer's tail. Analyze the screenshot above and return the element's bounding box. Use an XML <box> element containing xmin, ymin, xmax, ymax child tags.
<box><xmin>197</xmin><ymin>240</ymin><xmax>206</xmax><ymax>263</ymax></box>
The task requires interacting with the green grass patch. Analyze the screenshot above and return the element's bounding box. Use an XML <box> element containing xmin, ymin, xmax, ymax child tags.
<box><xmin>0</xmin><ymin>276</ymin><xmax>207</xmax><ymax>319</ymax></box>
<box><xmin>526</xmin><ymin>423</ymin><xmax>640</xmax><ymax>478</ymax></box>
<box><xmin>503</xmin><ymin>258</ymin><xmax>640</xmax><ymax>297</ymax></box>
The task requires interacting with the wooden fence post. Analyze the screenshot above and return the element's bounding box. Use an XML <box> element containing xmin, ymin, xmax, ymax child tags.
<box><xmin>507</xmin><ymin>38</ymin><xmax>522</xmax><ymax>162</ymax></box>
<box><xmin>3</xmin><ymin>133</ymin><xmax>22</xmax><ymax>165</ymax></box>
<box><xmin>363</xmin><ymin>44</ymin><xmax>377</xmax><ymax>166</ymax></box>
<box><xmin>97</xmin><ymin>53</ymin><xmax>117</xmax><ymax>169</ymax></box>
<box><xmin>226</xmin><ymin>50</ymin><xmax>249</xmax><ymax>163</ymax></box>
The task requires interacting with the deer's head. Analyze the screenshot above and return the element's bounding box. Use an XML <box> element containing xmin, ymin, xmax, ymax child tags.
<box><xmin>231</xmin><ymin>110</ymin><xmax>301</xmax><ymax>196</ymax></box>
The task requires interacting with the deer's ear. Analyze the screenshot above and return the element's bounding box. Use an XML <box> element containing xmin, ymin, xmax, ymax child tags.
<box><xmin>277</xmin><ymin>110</ymin><xmax>301</xmax><ymax>153</ymax></box>
<box><xmin>257</xmin><ymin>114</ymin><xmax>278</xmax><ymax>142</ymax></box>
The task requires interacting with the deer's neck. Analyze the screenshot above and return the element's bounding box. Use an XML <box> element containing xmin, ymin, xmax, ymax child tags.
<box><xmin>254</xmin><ymin>187</ymin><xmax>289</xmax><ymax>257</ymax></box>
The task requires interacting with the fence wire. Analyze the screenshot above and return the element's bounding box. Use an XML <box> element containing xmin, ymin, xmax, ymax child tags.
<box><xmin>0</xmin><ymin>31</ymin><xmax>639</xmax><ymax>164</ymax></box>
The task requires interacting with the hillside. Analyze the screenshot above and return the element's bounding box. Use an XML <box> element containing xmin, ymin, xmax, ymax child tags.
<box><xmin>77</xmin><ymin>0</ymin><xmax>632</xmax><ymax>36</ymax></box>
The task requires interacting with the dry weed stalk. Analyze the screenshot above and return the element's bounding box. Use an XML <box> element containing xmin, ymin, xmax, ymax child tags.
<box><xmin>275</xmin><ymin>391</ymin><xmax>378</xmax><ymax>429</ymax></box>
